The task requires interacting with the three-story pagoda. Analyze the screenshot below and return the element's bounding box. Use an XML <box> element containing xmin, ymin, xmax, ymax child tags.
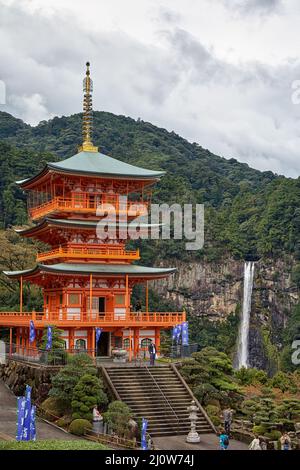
<box><xmin>0</xmin><ymin>63</ymin><xmax>185</xmax><ymax>359</ymax></box>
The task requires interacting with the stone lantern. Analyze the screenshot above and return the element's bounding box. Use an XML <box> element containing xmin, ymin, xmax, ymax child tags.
<box><xmin>186</xmin><ymin>400</ymin><xmax>200</xmax><ymax>443</ymax></box>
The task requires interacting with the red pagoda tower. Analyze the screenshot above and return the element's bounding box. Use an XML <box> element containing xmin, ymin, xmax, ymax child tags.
<box><xmin>0</xmin><ymin>63</ymin><xmax>185</xmax><ymax>360</ymax></box>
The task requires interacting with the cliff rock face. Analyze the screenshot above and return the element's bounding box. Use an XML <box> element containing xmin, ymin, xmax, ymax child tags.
<box><xmin>154</xmin><ymin>257</ymin><xmax>299</xmax><ymax>371</ymax></box>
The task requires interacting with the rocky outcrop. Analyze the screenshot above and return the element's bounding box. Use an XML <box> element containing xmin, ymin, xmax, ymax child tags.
<box><xmin>0</xmin><ymin>361</ymin><xmax>59</xmax><ymax>402</ymax></box>
<box><xmin>154</xmin><ymin>256</ymin><xmax>299</xmax><ymax>371</ymax></box>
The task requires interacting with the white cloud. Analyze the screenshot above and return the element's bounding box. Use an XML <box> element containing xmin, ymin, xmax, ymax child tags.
<box><xmin>0</xmin><ymin>0</ymin><xmax>300</xmax><ymax>177</ymax></box>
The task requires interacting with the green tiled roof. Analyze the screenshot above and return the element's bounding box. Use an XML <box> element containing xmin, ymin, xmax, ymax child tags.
<box><xmin>17</xmin><ymin>150</ymin><xmax>165</xmax><ymax>186</ymax></box>
<box><xmin>3</xmin><ymin>263</ymin><xmax>176</xmax><ymax>279</ymax></box>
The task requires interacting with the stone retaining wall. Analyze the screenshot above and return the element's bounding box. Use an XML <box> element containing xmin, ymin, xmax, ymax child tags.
<box><xmin>0</xmin><ymin>360</ymin><xmax>60</xmax><ymax>402</ymax></box>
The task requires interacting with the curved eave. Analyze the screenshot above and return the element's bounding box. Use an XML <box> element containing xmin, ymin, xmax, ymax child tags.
<box><xmin>3</xmin><ymin>263</ymin><xmax>176</xmax><ymax>281</ymax></box>
<box><xmin>15</xmin><ymin>218</ymin><xmax>163</xmax><ymax>237</ymax></box>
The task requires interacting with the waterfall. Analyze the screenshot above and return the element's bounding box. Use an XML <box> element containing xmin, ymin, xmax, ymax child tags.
<box><xmin>237</xmin><ymin>261</ymin><xmax>255</xmax><ymax>369</ymax></box>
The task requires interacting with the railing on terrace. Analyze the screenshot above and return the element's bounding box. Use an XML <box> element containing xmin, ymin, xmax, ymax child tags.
<box><xmin>3</xmin><ymin>342</ymin><xmax>158</xmax><ymax>367</ymax></box>
<box><xmin>0</xmin><ymin>310</ymin><xmax>186</xmax><ymax>325</ymax></box>
<box><xmin>30</xmin><ymin>194</ymin><xmax>149</xmax><ymax>220</ymax></box>
<box><xmin>37</xmin><ymin>244</ymin><xmax>140</xmax><ymax>262</ymax></box>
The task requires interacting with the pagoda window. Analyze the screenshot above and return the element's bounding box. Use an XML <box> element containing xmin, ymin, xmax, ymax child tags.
<box><xmin>123</xmin><ymin>338</ymin><xmax>130</xmax><ymax>349</ymax></box>
<box><xmin>69</xmin><ymin>293</ymin><xmax>81</xmax><ymax>306</ymax></box>
<box><xmin>141</xmin><ymin>338</ymin><xmax>152</xmax><ymax>349</ymax></box>
<box><xmin>115</xmin><ymin>294</ymin><xmax>125</xmax><ymax>306</ymax></box>
<box><xmin>75</xmin><ymin>339</ymin><xmax>86</xmax><ymax>351</ymax></box>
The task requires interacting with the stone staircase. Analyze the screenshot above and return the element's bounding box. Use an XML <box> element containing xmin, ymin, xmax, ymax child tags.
<box><xmin>103</xmin><ymin>364</ymin><xmax>216</xmax><ymax>437</ymax></box>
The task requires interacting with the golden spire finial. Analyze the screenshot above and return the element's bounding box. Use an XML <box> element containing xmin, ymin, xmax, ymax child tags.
<box><xmin>78</xmin><ymin>61</ymin><xmax>98</xmax><ymax>153</ymax></box>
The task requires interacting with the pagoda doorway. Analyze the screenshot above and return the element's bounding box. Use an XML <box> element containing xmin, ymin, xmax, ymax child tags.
<box><xmin>96</xmin><ymin>332</ymin><xmax>110</xmax><ymax>357</ymax></box>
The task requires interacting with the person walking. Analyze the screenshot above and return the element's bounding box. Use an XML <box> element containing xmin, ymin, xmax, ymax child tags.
<box><xmin>249</xmin><ymin>435</ymin><xmax>262</xmax><ymax>450</ymax></box>
<box><xmin>148</xmin><ymin>340</ymin><xmax>157</xmax><ymax>366</ymax></box>
<box><xmin>92</xmin><ymin>405</ymin><xmax>103</xmax><ymax>434</ymax></box>
<box><xmin>223</xmin><ymin>407</ymin><xmax>233</xmax><ymax>436</ymax></box>
<box><xmin>280</xmin><ymin>432</ymin><xmax>292</xmax><ymax>450</ymax></box>
<box><xmin>219</xmin><ymin>429</ymin><xmax>229</xmax><ymax>450</ymax></box>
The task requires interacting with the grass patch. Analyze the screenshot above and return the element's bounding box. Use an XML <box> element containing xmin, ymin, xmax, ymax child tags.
<box><xmin>0</xmin><ymin>440</ymin><xmax>109</xmax><ymax>450</ymax></box>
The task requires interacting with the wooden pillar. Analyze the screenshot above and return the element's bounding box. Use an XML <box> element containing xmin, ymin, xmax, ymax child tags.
<box><xmin>69</xmin><ymin>329</ymin><xmax>75</xmax><ymax>351</ymax></box>
<box><xmin>145</xmin><ymin>281</ymin><xmax>149</xmax><ymax>314</ymax></box>
<box><xmin>9</xmin><ymin>327</ymin><xmax>12</xmax><ymax>357</ymax></box>
<box><xmin>134</xmin><ymin>328</ymin><xmax>139</xmax><ymax>358</ymax></box>
<box><xmin>155</xmin><ymin>328</ymin><xmax>160</xmax><ymax>356</ymax></box>
<box><xmin>125</xmin><ymin>275</ymin><xmax>129</xmax><ymax>316</ymax></box>
<box><xmin>20</xmin><ymin>276</ymin><xmax>23</xmax><ymax>313</ymax></box>
<box><xmin>89</xmin><ymin>274</ymin><xmax>93</xmax><ymax>319</ymax></box>
<box><xmin>128</xmin><ymin>328</ymin><xmax>132</xmax><ymax>362</ymax></box>
<box><xmin>92</xmin><ymin>327</ymin><xmax>95</xmax><ymax>358</ymax></box>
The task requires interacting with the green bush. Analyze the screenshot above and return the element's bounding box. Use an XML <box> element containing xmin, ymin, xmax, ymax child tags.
<box><xmin>69</xmin><ymin>419</ymin><xmax>92</xmax><ymax>436</ymax></box>
<box><xmin>252</xmin><ymin>424</ymin><xmax>267</xmax><ymax>435</ymax></box>
<box><xmin>264</xmin><ymin>430</ymin><xmax>282</xmax><ymax>440</ymax></box>
<box><xmin>205</xmin><ymin>404</ymin><xmax>220</xmax><ymax>418</ymax></box>
<box><xmin>71</xmin><ymin>373</ymin><xmax>108</xmax><ymax>421</ymax></box>
<box><xmin>50</xmin><ymin>353</ymin><xmax>97</xmax><ymax>407</ymax></box>
<box><xmin>210</xmin><ymin>415</ymin><xmax>221</xmax><ymax>427</ymax></box>
<box><xmin>104</xmin><ymin>401</ymin><xmax>133</xmax><ymax>438</ymax></box>
<box><xmin>235</xmin><ymin>367</ymin><xmax>268</xmax><ymax>386</ymax></box>
<box><xmin>55</xmin><ymin>416</ymin><xmax>72</xmax><ymax>428</ymax></box>
<box><xmin>40</xmin><ymin>397</ymin><xmax>66</xmax><ymax>419</ymax></box>
<box><xmin>271</xmin><ymin>371</ymin><xmax>296</xmax><ymax>393</ymax></box>
<box><xmin>260</xmin><ymin>387</ymin><xmax>276</xmax><ymax>399</ymax></box>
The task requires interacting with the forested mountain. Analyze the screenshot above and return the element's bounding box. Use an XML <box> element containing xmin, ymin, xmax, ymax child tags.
<box><xmin>0</xmin><ymin>110</ymin><xmax>299</xmax><ymax>261</ymax></box>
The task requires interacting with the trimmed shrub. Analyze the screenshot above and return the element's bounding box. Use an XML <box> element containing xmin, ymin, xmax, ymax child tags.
<box><xmin>69</xmin><ymin>419</ymin><xmax>92</xmax><ymax>436</ymax></box>
<box><xmin>40</xmin><ymin>397</ymin><xmax>66</xmax><ymax>419</ymax></box>
<box><xmin>205</xmin><ymin>405</ymin><xmax>220</xmax><ymax>418</ymax></box>
<box><xmin>55</xmin><ymin>416</ymin><xmax>72</xmax><ymax>428</ymax></box>
<box><xmin>264</xmin><ymin>430</ymin><xmax>282</xmax><ymax>440</ymax></box>
<box><xmin>210</xmin><ymin>415</ymin><xmax>221</xmax><ymax>427</ymax></box>
<box><xmin>71</xmin><ymin>373</ymin><xmax>108</xmax><ymax>421</ymax></box>
<box><xmin>252</xmin><ymin>424</ymin><xmax>267</xmax><ymax>435</ymax></box>
<box><xmin>50</xmin><ymin>353</ymin><xmax>97</xmax><ymax>407</ymax></box>
<box><xmin>104</xmin><ymin>401</ymin><xmax>133</xmax><ymax>438</ymax></box>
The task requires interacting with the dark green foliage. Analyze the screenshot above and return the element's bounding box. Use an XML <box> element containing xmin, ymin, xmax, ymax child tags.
<box><xmin>235</xmin><ymin>367</ymin><xmax>268</xmax><ymax>386</ymax></box>
<box><xmin>39</xmin><ymin>325</ymin><xmax>65</xmax><ymax>350</ymax></box>
<box><xmin>103</xmin><ymin>400</ymin><xmax>133</xmax><ymax>438</ymax></box>
<box><xmin>49</xmin><ymin>353</ymin><xmax>97</xmax><ymax>406</ymax></box>
<box><xmin>69</xmin><ymin>419</ymin><xmax>92</xmax><ymax>436</ymax></box>
<box><xmin>71</xmin><ymin>374</ymin><xmax>108</xmax><ymax>421</ymax></box>
<box><xmin>180</xmin><ymin>347</ymin><xmax>242</xmax><ymax>406</ymax></box>
<box><xmin>274</xmin><ymin>399</ymin><xmax>300</xmax><ymax>426</ymax></box>
<box><xmin>189</xmin><ymin>313</ymin><xmax>239</xmax><ymax>355</ymax></box>
<box><xmin>270</xmin><ymin>371</ymin><xmax>297</xmax><ymax>393</ymax></box>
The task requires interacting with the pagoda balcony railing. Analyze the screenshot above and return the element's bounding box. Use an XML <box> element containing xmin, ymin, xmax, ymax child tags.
<box><xmin>0</xmin><ymin>311</ymin><xmax>185</xmax><ymax>326</ymax></box>
<box><xmin>29</xmin><ymin>194</ymin><xmax>149</xmax><ymax>220</ymax></box>
<box><xmin>36</xmin><ymin>243</ymin><xmax>140</xmax><ymax>262</ymax></box>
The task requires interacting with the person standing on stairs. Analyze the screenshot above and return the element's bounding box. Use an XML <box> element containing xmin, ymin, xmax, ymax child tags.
<box><xmin>148</xmin><ymin>340</ymin><xmax>157</xmax><ymax>366</ymax></box>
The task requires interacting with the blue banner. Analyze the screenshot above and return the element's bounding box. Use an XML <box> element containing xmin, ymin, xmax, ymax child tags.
<box><xmin>16</xmin><ymin>397</ymin><xmax>26</xmax><ymax>441</ymax></box>
<box><xmin>29</xmin><ymin>320</ymin><xmax>36</xmax><ymax>343</ymax></box>
<box><xmin>95</xmin><ymin>327</ymin><xmax>102</xmax><ymax>344</ymax></box>
<box><xmin>141</xmin><ymin>418</ymin><xmax>148</xmax><ymax>450</ymax></box>
<box><xmin>181</xmin><ymin>321</ymin><xmax>189</xmax><ymax>346</ymax></box>
<box><xmin>30</xmin><ymin>405</ymin><xmax>36</xmax><ymax>441</ymax></box>
<box><xmin>22</xmin><ymin>385</ymin><xmax>32</xmax><ymax>441</ymax></box>
<box><xmin>176</xmin><ymin>324</ymin><xmax>182</xmax><ymax>344</ymax></box>
<box><xmin>172</xmin><ymin>325</ymin><xmax>178</xmax><ymax>341</ymax></box>
<box><xmin>46</xmin><ymin>326</ymin><xmax>52</xmax><ymax>350</ymax></box>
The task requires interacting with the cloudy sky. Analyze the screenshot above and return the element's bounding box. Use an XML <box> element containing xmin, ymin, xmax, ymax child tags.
<box><xmin>1</xmin><ymin>0</ymin><xmax>300</xmax><ymax>177</ymax></box>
